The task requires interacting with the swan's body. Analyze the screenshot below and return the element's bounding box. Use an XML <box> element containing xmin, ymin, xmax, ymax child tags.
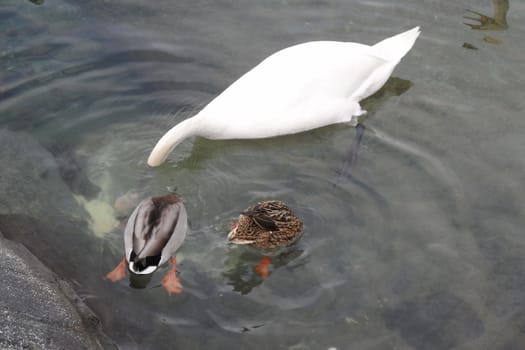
<box><xmin>106</xmin><ymin>193</ymin><xmax>188</xmax><ymax>294</ymax></box>
<box><xmin>148</xmin><ymin>27</ymin><xmax>420</xmax><ymax>166</ymax></box>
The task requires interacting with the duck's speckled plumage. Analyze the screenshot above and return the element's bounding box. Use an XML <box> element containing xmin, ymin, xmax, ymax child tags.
<box><xmin>228</xmin><ymin>200</ymin><xmax>303</xmax><ymax>249</ymax></box>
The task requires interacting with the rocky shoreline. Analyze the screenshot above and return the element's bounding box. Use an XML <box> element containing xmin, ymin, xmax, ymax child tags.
<box><xmin>0</xmin><ymin>128</ymin><xmax>116</xmax><ymax>349</ymax></box>
<box><xmin>0</xmin><ymin>230</ymin><xmax>115</xmax><ymax>349</ymax></box>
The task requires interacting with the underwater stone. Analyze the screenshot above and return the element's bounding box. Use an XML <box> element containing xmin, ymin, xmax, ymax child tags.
<box><xmin>0</xmin><ymin>129</ymin><xmax>87</xmax><ymax>220</ymax></box>
<box><xmin>0</xmin><ymin>230</ymin><xmax>115</xmax><ymax>349</ymax></box>
<box><xmin>383</xmin><ymin>291</ymin><xmax>484</xmax><ymax>350</ymax></box>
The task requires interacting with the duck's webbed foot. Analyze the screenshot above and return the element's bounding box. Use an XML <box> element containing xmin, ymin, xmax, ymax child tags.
<box><xmin>161</xmin><ymin>257</ymin><xmax>183</xmax><ymax>295</ymax></box>
<box><xmin>105</xmin><ymin>257</ymin><xmax>127</xmax><ymax>282</ymax></box>
<box><xmin>255</xmin><ymin>256</ymin><xmax>272</xmax><ymax>279</ymax></box>
<box><xmin>463</xmin><ymin>10</ymin><xmax>506</xmax><ymax>30</ymax></box>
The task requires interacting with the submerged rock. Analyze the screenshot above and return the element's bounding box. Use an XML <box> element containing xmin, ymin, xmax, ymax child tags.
<box><xmin>49</xmin><ymin>144</ymin><xmax>101</xmax><ymax>200</ymax></box>
<box><xmin>0</xmin><ymin>129</ymin><xmax>116</xmax><ymax>348</ymax></box>
<box><xmin>75</xmin><ymin>195</ymin><xmax>119</xmax><ymax>237</ymax></box>
<box><xmin>0</xmin><ymin>129</ymin><xmax>87</xmax><ymax>220</ymax></box>
<box><xmin>114</xmin><ymin>190</ymin><xmax>140</xmax><ymax>218</ymax></box>
<box><xmin>0</xmin><ymin>230</ymin><xmax>115</xmax><ymax>349</ymax></box>
<box><xmin>383</xmin><ymin>291</ymin><xmax>484</xmax><ymax>350</ymax></box>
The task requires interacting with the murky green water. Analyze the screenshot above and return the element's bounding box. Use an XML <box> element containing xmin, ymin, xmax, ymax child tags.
<box><xmin>1</xmin><ymin>0</ymin><xmax>525</xmax><ymax>349</ymax></box>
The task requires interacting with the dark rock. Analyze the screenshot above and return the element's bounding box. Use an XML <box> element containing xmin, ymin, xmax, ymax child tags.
<box><xmin>0</xmin><ymin>128</ymin><xmax>87</xmax><ymax>220</ymax></box>
<box><xmin>0</xmin><ymin>231</ymin><xmax>115</xmax><ymax>349</ymax></box>
<box><xmin>48</xmin><ymin>144</ymin><xmax>101</xmax><ymax>200</ymax></box>
<box><xmin>383</xmin><ymin>291</ymin><xmax>484</xmax><ymax>350</ymax></box>
<box><xmin>0</xmin><ymin>213</ymin><xmax>93</xmax><ymax>279</ymax></box>
<box><xmin>0</xmin><ymin>129</ymin><xmax>116</xmax><ymax>348</ymax></box>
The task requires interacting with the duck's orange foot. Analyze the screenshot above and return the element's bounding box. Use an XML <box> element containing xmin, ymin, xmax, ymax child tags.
<box><xmin>161</xmin><ymin>257</ymin><xmax>183</xmax><ymax>295</ymax></box>
<box><xmin>105</xmin><ymin>257</ymin><xmax>127</xmax><ymax>282</ymax></box>
<box><xmin>255</xmin><ymin>256</ymin><xmax>272</xmax><ymax>279</ymax></box>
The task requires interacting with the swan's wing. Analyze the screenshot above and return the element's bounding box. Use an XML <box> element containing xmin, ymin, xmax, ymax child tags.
<box><xmin>370</xmin><ymin>26</ymin><xmax>420</xmax><ymax>63</ymax></box>
<box><xmin>198</xmin><ymin>41</ymin><xmax>390</xmax><ymax>137</ymax></box>
<box><xmin>352</xmin><ymin>27</ymin><xmax>421</xmax><ymax>101</ymax></box>
<box><xmin>349</xmin><ymin>55</ymin><xmax>396</xmax><ymax>102</ymax></box>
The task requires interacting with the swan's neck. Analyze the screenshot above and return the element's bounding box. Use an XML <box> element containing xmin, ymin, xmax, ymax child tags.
<box><xmin>147</xmin><ymin>116</ymin><xmax>201</xmax><ymax>167</ymax></box>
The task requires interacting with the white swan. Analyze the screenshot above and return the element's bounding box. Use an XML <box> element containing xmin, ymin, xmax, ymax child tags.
<box><xmin>148</xmin><ymin>27</ymin><xmax>421</xmax><ymax>167</ymax></box>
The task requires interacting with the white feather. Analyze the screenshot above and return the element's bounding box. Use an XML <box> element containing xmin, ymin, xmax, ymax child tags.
<box><xmin>148</xmin><ymin>27</ymin><xmax>421</xmax><ymax>167</ymax></box>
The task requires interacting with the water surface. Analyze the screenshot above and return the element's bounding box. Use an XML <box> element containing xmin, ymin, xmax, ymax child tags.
<box><xmin>1</xmin><ymin>0</ymin><xmax>525</xmax><ymax>349</ymax></box>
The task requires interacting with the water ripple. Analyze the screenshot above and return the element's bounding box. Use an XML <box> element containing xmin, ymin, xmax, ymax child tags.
<box><xmin>0</xmin><ymin>49</ymin><xmax>201</xmax><ymax>103</ymax></box>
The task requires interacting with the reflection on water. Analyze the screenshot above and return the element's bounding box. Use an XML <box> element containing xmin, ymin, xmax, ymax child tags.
<box><xmin>383</xmin><ymin>291</ymin><xmax>484</xmax><ymax>350</ymax></box>
<box><xmin>223</xmin><ymin>245</ymin><xmax>304</xmax><ymax>295</ymax></box>
<box><xmin>1</xmin><ymin>0</ymin><xmax>525</xmax><ymax>349</ymax></box>
<box><xmin>336</xmin><ymin>77</ymin><xmax>412</xmax><ymax>183</ymax></box>
<box><xmin>463</xmin><ymin>0</ymin><xmax>509</xmax><ymax>47</ymax></box>
<box><xmin>464</xmin><ymin>0</ymin><xmax>509</xmax><ymax>31</ymax></box>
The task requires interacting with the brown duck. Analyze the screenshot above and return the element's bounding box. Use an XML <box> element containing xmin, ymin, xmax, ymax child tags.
<box><xmin>228</xmin><ymin>200</ymin><xmax>303</xmax><ymax>278</ymax></box>
<box><xmin>228</xmin><ymin>200</ymin><xmax>304</xmax><ymax>249</ymax></box>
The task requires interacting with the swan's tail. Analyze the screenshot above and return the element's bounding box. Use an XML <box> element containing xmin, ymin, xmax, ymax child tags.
<box><xmin>371</xmin><ymin>26</ymin><xmax>421</xmax><ymax>63</ymax></box>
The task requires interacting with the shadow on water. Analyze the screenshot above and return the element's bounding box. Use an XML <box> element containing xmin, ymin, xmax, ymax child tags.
<box><xmin>335</xmin><ymin>76</ymin><xmax>413</xmax><ymax>184</ymax></box>
<box><xmin>223</xmin><ymin>244</ymin><xmax>304</xmax><ymax>295</ymax></box>
<box><xmin>329</xmin><ymin>77</ymin><xmax>413</xmax><ymax>216</ymax></box>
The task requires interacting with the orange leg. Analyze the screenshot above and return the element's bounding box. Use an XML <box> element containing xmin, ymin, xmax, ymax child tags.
<box><xmin>105</xmin><ymin>257</ymin><xmax>127</xmax><ymax>282</ymax></box>
<box><xmin>255</xmin><ymin>256</ymin><xmax>272</xmax><ymax>279</ymax></box>
<box><xmin>161</xmin><ymin>257</ymin><xmax>183</xmax><ymax>295</ymax></box>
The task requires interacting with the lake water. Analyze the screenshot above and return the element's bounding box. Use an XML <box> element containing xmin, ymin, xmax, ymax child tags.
<box><xmin>1</xmin><ymin>0</ymin><xmax>525</xmax><ymax>349</ymax></box>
